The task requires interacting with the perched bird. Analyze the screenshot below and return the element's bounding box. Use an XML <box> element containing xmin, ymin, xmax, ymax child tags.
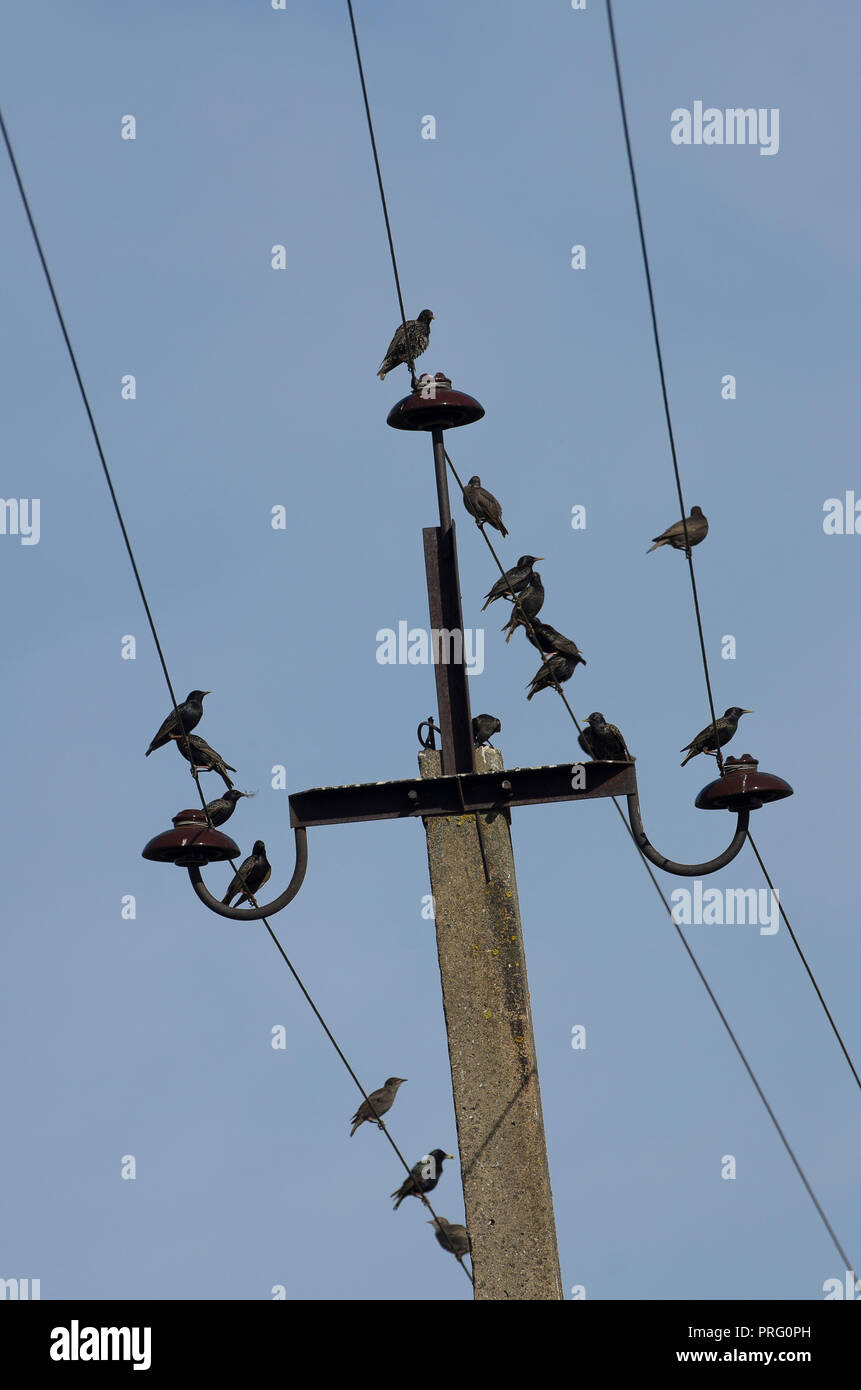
<box><xmin>145</xmin><ymin>690</ymin><xmax>209</xmax><ymax>756</ymax></box>
<box><xmin>648</xmin><ymin>506</ymin><xmax>708</xmax><ymax>555</ymax></box>
<box><xmin>176</xmin><ymin>734</ymin><xmax>236</xmax><ymax>788</ymax></box>
<box><xmin>349</xmin><ymin>1077</ymin><xmax>407</xmax><ymax>1136</ymax></box>
<box><xmin>463</xmin><ymin>476</ymin><xmax>508</xmax><ymax>537</ymax></box>
<box><xmin>501</xmin><ymin>571</ymin><xmax>545</xmax><ymax>642</ymax></box>
<box><xmin>680</xmin><ymin>707</ymin><xmax>752</xmax><ymax>766</ymax></box>
<box><xmin>391</xmin><ymin>1149</ymin><xmax>453</xmax><ymax>1211</ymax></box>
<box><xmin>578</xmin><ymin>712</ymin><xmax>633</xmax><ymax>762</ymax></box>
<box><xmin>482</xmin><ymin>556</ymin><xmax>543</xmax><ymax>610</ymax></box>
<box><xmin>526</xmin><ymin>650</ymin><xmax>585</xmax><ymax>700</ymax></box>
<box><xmin>221</xmin><ymin>840</ymin><xmax>271</xmax><ymax>907</ymax></box>
<box><xmin>377</xmin><ymin>309</ymin><xmax>434</xmax><ymax>380</ymax></box>
<box><xmin>472</xmin><ymin>714</ymin><xmax>501</xmax><ymax>747</ymax></box>
<box><xmin>525</xmin><ymin>622</ymin><xmax>584</xmax><ymax>661</ymax></box>
<box><xmin>428</xmin><ymin>1217</ymin><xmax>471</xmax><ymax>1260</ymax></box>
<box><xmin>204</xmin><ymin>788</ymin><xmax>253</xmax><ymax>827</ymax></box>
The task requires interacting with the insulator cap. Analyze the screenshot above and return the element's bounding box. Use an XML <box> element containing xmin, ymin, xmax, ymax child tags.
<box><xmin>695</xmin><ymin>755</ymin><xmax>794</xmax><ymax>812</ymax></box>
<box><xmin>142</xmin><ymin>809</ymin><xmax>240</xmax><ymax>867</ymax></box>
<box><xmin>387</xmin><ymin>374</ymin><xmax>485</xmax><ymax>431</ymax></box>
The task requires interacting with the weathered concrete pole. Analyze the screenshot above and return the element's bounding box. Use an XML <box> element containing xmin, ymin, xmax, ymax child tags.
<box><xmin>420</xmin><ymin>744</ymin><xmax>563</xmax><ymax>1300</ymax></box>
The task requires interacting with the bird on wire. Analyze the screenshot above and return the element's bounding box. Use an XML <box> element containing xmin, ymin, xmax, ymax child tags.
<box><xmin>463</xmin><ymin>476</ymin><xmax>508</xmax><ymax>537</ymax></box>
<box><xmin>680</xmin><ymin>707</ymin><xmax>752</xmax><ymax>766</ymax></box>
<box><xmin>428</xmin><ymin>1217</ymin><xmax>471</xmax><ymax>1260</ymax></box>
<box><xmin>145</xmin><ymin>690</ymin><xmax>209</xmax><ymax>756</ymax></box>
<box><xmin>391</xmin><ymin>1149</ymin><xmax>453</xmax><ymax>1211</ymax></box>
<box><xmin>578</xmin><ymin>712</ymin><xmax>633</xmax><ymax>762</ymax></box>
<box><xmin>377</xmin><ymin>310</ymin><xmax>434</xmax><ymax>381</ymax></box>
<box><xmin>482</xmin><ymin>556</ymin><xmax>543</xmax><ymax>610</ymax></box>
<box><xmin>525</xmin><ymin>622</ymin><xmax>585</xmax><ymax>662</ymax></box>
<box><xmin>349</xmin><ymin>1078</ymin><xmax>407</xmax><ymax>1136</ymax></box>
<box><xmin>176</xmin><ymin>734</ymin><xmax>237</xmax><ymax>788</ymax></box>
<box><xmin>648</xmin><ymin>506</ymin><xmax>708</xmax><ymax>556</ymax></box>
<box><xmin>472</xmin><ymin>714</ymin><xmax>501</xmax><ymax>748</ymax></box>
<box><xmin>221</xmin><ymin>840</ymin><xmax>271</xmax><ymax>907</ymax></box>
<box><xmin>204</xmin><ymin>788</ymin><xmax>254</xmax><ymax>827</ymax></box>
<box><xmin>526</xmin><ymin>650</ymin><xmax>585</xmax><ymax>700</ymax></box>
<box><xmin>501</xmin><ymin>571</ymin><xmax>545</xmax><ymax>642</ymax></box>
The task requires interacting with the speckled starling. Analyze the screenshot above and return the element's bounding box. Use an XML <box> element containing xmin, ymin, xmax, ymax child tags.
<box><xmin>501</xmin><ymin>571</ymin><xmax>545</xmax><ymax>641</ymax></box>
<box><xmin>680</xmin><ymin>707</ymin><xmax>751</xmax><ymax>766</ymax></box>
<box><xmin>482</xmin><ymin>556</ymin><xmax>543</xmax><ymax>610</ymax></box>
<box><xmin>145</xmin><ymin>690</ymin><xmax>209</xmax><ymax>756</ymax></box>
<box><xmin>391</xmin><ymin>1149</ymin><xmax>453</xmax><ymax>1210</ymax></box>
<box><xmin>204</xmin><ymin>788</ymin><xmax>253</xmax><ymax>827</ymax></box>
<box><xmin>526</xmin><ymin>650</ymin><xmax>584</xmax><ymax>700</ymax></box>
<box><xmin>525</xmin><ymin>622</ymin><xmax>584</xmax><ymax>661</ymax></box>
<box><xmin>177</xmin><ymin>734</ymin><xmax>236</xmax><ymax>788</ymax></box>
<box><xmin>377</xmin><ymin>310</ymin><xmax>434</xmax><ymax>380</ymax></box>
<box><xmin>472</xmin><ymin>714</ymin><xmax>501</xmax><ymax>747</ymax></box>
<box><xmin>221</xmin><ymin>840</ymin><xmax>271</xmax><ymax>907</ymax></box>
<box><xmin>578</xmin><ymin>712</ymin><xmax>633</xmax><ymax>761</ymax></box>
<box><xmin>349</xmin><ymin>1077</ymin><xmax>407</xmax><ymax>1136</ymax></box>
<box><xmin>648</xmin><ymin>506</ymin><xmax>708</xmax><ymax>555</ymax></box>
<box><xmin>463</xmin><ymin>476</ymin><xmax>508</xmax><ymax>537</ymax></box>
<box><xmin>428</xmin><ymin>1217</ymin><xmax>471</xmax><ymax>1259</ymax></box>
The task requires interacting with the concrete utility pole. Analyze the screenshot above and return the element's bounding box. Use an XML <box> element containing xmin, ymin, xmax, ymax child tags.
<box><xmin>421</xmin><ymin>744</ymin><xmax>562</xmax><ymax>1299</ymax></box>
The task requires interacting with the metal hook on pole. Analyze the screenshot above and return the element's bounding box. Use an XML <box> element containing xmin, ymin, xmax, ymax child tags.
<box><xmin>186</xmin><ymin>827</ymin><xmax>309</xmax><ymax>921</ymax></box>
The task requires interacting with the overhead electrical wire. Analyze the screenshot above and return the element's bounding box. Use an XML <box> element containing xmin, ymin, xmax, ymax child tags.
<box><xmin>0</xmin><ymin>103</ymin><xmax>471</xmax><ymax>1285</ymax></box>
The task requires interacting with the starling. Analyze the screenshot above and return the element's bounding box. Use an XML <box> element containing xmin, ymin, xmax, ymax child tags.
<box><xmin>526</xmin><ymin>622</ymin><xmax>584</xmax><ymax>661</ymax></box>
<box><xmin>648</xmin><ymin>506</ymin><xmax>708</xmax><ymax>555</ymax></box>
<box><xmin>428</xmin><ymin>1217</ymin><xmax>471</xmax><ymax>1260</ymax></box>
<box><xmin>177</xmin><ymin>734</ymin><xmax>237</xmax><ymax>788</ymax></box>
<box><xmin>391</xmin><ymin>1149</ymin><xmax>453</xmax><ymax>1211</ymax></box>
<box><xmin>349</xmin><ymin>1077</ymin><xmax>407</xmax><ymax>1136</ymax></box>
<box><xmin>463</xmin><ymin>476</ymin><xmax>508</xmax><ymax>537</ymax></box>
<box><xmin>473</xmin><ymin>714</ymin><xmax>501</xmax><ymax>747</ymax></box>
<box><xmin>377</xmin><ymin>309</ymin><xmax>434</xmax><ymax>380</ymax></box>
<box><xmin>578</xmin><ymin>711</ymin><xmax>633</xmax><ymax>761</ymax></box>
<box><xmin>680</xmin><ymin>707</ymin><xmax>752</xmax><ymax>766</ymax></box>
<box><xmin>526</xmin><ymin>650</ymin><xmax>584</xmax><ymax>700</ymax></box>
<box><xmin>145</xmin><ymin>690</ymin><xmax>209</xmax><ymax>756</ymax></box>
<box><xmin>204</xmin><ymin>788</ymin><xmax>253</xmax><ymax>827</ymax></box>
<box><xmin>501</xmin><ymin>571</ymin><xmax>545</xmax><ymax>641</ymax></box>
<box><xmin>220</xmin><ymin>840</ymin><xmax>271</xmax><ymax>906</ymax></box>
<box><xmin>482</xmin><ymin>556</ymin><xmax>543</xmax><ymax>610</ymax></box>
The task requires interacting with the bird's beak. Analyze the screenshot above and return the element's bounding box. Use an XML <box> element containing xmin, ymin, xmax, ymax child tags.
<box><xmin>203</xmin><ymin>690</ymin><xmax>211</xmax><ymax>696</ymax></box>
<box><xmin>446</xmin><ymin>1153</ymin><xmax>454</xmax><ymax>1159</ymax></box>
<box><xmin>743</xmin><ymin>709</ymin><xmax>753</xmax><ymax>714</ymax></box>
<box><xmin>534</xmin><ymin>557</ymin><xmax>545</xmax><ymax>563</ymax></box>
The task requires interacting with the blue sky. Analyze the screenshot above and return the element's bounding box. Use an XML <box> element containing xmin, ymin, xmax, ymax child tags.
<box><xmin>2</xmin><ymin>0</ymin><xmax>860</xmax><ymax>1301</ymax></box>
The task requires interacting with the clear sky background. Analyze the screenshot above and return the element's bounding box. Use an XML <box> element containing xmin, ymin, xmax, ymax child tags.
<box><xmin>2</xmin><ymin>0</ymin><xmax>859</xmax><ymax>1302</ymax></box>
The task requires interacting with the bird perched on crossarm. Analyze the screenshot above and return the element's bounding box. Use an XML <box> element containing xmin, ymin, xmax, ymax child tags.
<box><xmin>221</xmin><ymin>840</ymin><xmax>271</xmax><ymax>906</ymax></box>
<box><xmin>680</xmin><ymin>707</ymin><xmax>751</xmax><ymax>766</ymax></box>
<box><xmin>349</xmin><ymin>1078</ymin><xmax>406</xmax><ymax>1136</ymax></box>
<box><xmin>578</xmin><ymin>712</ymin><xmax>633</xmax><ymax>762</ymax></box>
<box><xmin>204</xmin><ymin>789</ymin><xmax>253</xmax><ymax>827</ymax></box>
<box><xmin>145</xmin><ymin>690</ymin><xmax>209</xmax><ymax>756</ymax></box>
<box><xmin>526</xmin><ymin>650</ymin><xmax>585</xmax><ymax>700</ymax></box>
<box><xmin>482</xmin><ymin>556</ymin><xmax>543</xmax><ymax>610</ymax></box>
<box><xmin>428</xmin><ymin>1217</ymin><xmax>471</xmax><ymax>1260</ymax></box>
<box><xmin>391</xmin><ymin>1149</ymin><xmax>453</xmax><ymax>1210</ymax></box>
<box><xmin>463</xmin><ymin>476</ymin><xmax>508</xmax><ymax>537</ymax></box>
<box><xmin>473</xmin><ymin>714</ymin><xmax>501</xmax><ymax>748</ymax></box>
<box><xmin>648</xmin><ymin>506</ymin><xmax>708</xmax><ymax>556</ymax></box>
<box><xmin>176</xmin><ymin>734</ymin><xmax>237</xmax><ymax>789</ymax></box>
<box><xmin>377</xmin><ymin>310</ymin><xmax>434</xmax><ymax>381</ymax></box>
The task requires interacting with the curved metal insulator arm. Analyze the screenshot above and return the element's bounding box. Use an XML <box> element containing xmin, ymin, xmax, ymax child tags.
<box><xmin>626</xmin><ymin>789</ymin><xmax>749</xmax><ymax>877</ymax></box>
<box><xmin>186</xmin><ymin>827</ymin><xmax>309</xmax><ymax>920</ymax></box>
